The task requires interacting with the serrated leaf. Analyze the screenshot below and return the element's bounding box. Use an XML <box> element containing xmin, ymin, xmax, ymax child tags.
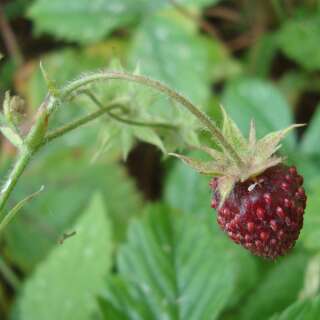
<box><xmin>277</xmin><ymin>13</ymin><xmax>320</xmax><ymax>71</ymax></box>
<box><xmin>222</xmin><ymin>77</ymin><xmax>296</xmax><ymax>151</ymax></box>
<box><xmin>13</xmin><ymin>193</ymin><xmax>112</xmax><ymax>320</ymax></box>
<box><xmin>99</xmin><ymin>204</ymin><xmax>235</xmax><ymax>320</ymax></box>
<box><xmin>239</xmin><ymin>253</ymin><xmax>308</xmax><ymax>320</ymax></box>
<box><xmin>300</xmin><ymin>105</ymin><xmax>320</xmax><ymax>155</ymax></box>
<box><xmin>164</xmin><ymin>157</ymin><xmax>258</xmax><ymax>306</ymax></box>
<box><xmin>270</xmin><ymin>295</ymin><xmax>320</xmax><ymax>320</ymax></box>
<box><xmin>4</xmin><ymin>148</ymin><xmax>142</xmax><ymax>271</ymax></box>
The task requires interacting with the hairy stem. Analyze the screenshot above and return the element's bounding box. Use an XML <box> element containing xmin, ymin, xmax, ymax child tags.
<box><xmin>0</xmin><ymin>96</ymin><xmax>54</xmax><ymax>217</ymax></box>
<box><xmin>62</xmin><ymin>71</ymin><xmax>245</xmax><ymax>167</ymax></box>
<box><xmin>44</xmin><ymin>103</ymin><xmax>123</xmax><ymax>144</ymax></box>
<box><xmin>80</xmin><ymin>90</ymin><xmax>177</xmax><ymax>130</ymax></box>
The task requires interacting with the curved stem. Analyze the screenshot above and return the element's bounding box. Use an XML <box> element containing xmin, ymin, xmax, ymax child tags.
<box><xmin>61</xmin><ymin>71</ymin><xmax>245</xmax><ymax>167</ymax></box>
<box><xmin>80</xmin><ymin>90</ymin><xmax>177</xmax><ymax>130</ymax></box>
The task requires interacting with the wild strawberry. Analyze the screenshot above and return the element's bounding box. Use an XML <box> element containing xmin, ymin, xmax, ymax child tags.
<box><xmin>210</xmin><ymin>164</ymin><xmax>306</xmax><ymax>259</ymax></box>
<box><xmin>170</xmin><ymin>106</ymin><xmax>306</xmax><ymax>259</ymax></box>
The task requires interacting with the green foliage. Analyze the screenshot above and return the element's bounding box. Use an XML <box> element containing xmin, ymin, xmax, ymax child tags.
<box><xmin>2</xmin><ymin>1</ymin><xmax>320</xmax><ymax>319</ymax></box>
<box><xmin>222</xmin><ymin>78</ymin><xmax>296</xmax><ymax>150</ymax></box>
<box><xmin>4</xmin><ymin>148</ymin><xmax>142</xmax><ymax>272</ymax></box>
<box><xmin>270</xmin><ymin>295</ymin><xmax>320</xmax><ymax>320</ymax></box>
<box><xmin>277</xmin><ymin>13</ymin><xmax>320</xmax><ymax>71</ymax></box>
<box><xmin>28</xmin><ymin>0</ymin><xmax>220</xmax><ymax>44</ymax></box>
<box><xmin>164</xmin><ymin>158</ymin><xmax>259</xmax><ymax>306</ymax></box>
<box><xmin>99</xmin><ymin>203</ymin><xmax>236</xmax><ymax>320</ymax></box>
<box><xmin>28</xmin><ymin>0</ymin><xmax>141</xmax><ymax>43</ymax></box>
<box><xmin>13</xmin><ymin>194</ymin><xmax>112</xmax><ymax>320</ymax></box>
<box><xmin>300</xmin><ymin>105</ymin><xmax>320</xmax><ymax>155</ymax></box>
<box><xmin>239</xmin><ymin>253</ymin><xmax>308</xmax><ymax>320</ymax></box>
<box><xmin>300</xmin><ymin>183</ymin><xmax>320</xmax><ymax>251</ymax></box>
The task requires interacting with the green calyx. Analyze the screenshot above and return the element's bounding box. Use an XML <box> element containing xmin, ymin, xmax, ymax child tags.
<box><xmin>170</xmin><ymin>106</ymin><xmax>304</xmax><ymax>206</ymax></box>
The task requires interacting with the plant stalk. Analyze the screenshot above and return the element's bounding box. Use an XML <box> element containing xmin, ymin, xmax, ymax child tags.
<box><xmin>61</xmin><ymin>71</ymin><xmax>245</xmax><ymax>167</ymax></box>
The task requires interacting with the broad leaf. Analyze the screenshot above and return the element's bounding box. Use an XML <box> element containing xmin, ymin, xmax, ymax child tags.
<box><xmin>4</xmin><ymin>148</ymin><xmax>142</xmax><ymax>272</ymax></box>
<box><xmin>239</xmin><ymin>253</ymin><xmax>308</xmax><ymax>320</ymax></box>
<box><xmin>222</xmin><ymin>77</ymin><xmax>296</xmax><ymax>151</ymax></box>
<box><xmin>300</xmin><ymin>183</ymin><xmax>320</xmax><ymax>251</ymax></box>
<box><xmin>13</xmin><ymin>194</ymin><xmax>112</xmax><ymax>320</ymax></box>
<box><xmin>164</xmin><ymin>157</ymin><xmax>258</xmax><ymax>306</ymax></box>
<box><xmin>28</xmin><ymin>0</ymin><xmax>143</xmax><ymax>43</ymax></box>
<box><xmin>277</xmin><ymin>13</ymin><xmax>320</xmax><ymax>71</ymax></box>
<box><xmin>269</xmin><ymin>295</ymin><xmax>320</xmax><ymax>320</ymax></box>
<box><xmin>28</xmin><ymin>0</ymin><xmax>221</xmax><ymax>44</ymax></box>
<box><xmin>99</xmin><ymin>203</ymin><xmax>236</xmax><ymax>320</ymax></box>
<box><xmin>300</xmin><ymin>105</ymin><xmax>320</xmax><ymax>155</ymax></box>
<box><xmin>129</xmin><ymin>11</ymin><xmax>215</xmax><ymax>123</ymax></box>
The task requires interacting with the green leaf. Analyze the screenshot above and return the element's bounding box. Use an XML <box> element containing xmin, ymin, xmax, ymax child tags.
<box><xmin>22</xmin><ymin>43</ymin><xmax>126</xmax><ymax>109</ymax></box>
<box><xmin>28</xmin><ymin>0</ymin><xmax>143</xmax><ymax>43</ymax></box>
<box><xmin>28</xmin><ymin>0</ymin><xmax>223</xmax><ymax>44</ymax></box>
<box><xmin>277</xmin><ymin>13</ymin><xmax>320</xmax><ymax>71</ymax></box>
<box><xmin>100</xmin><ymin>204</ymin><xmax>235</xmax><ymax>320</ymax></box>
<box><xmin>247</xmin><ymin>33</ymin><xmax>278</xmax><ymax>78</ymax></box>
<box><xmin>239</xmin><ymin>253</ymin><xmax>308</xmax><ymax>320</ymax></box>
<box><xmin>164</xmin><ymin>157</ymin><xmax>258</xmax><ymax>305</ymax></box>
<box><xmin>0</xmin><ymin>126</ymin><xmax>22</xmax><ymax>147</ymax></box>
<box><xmin>132</xmin><ymin>127</ymin><xmax>166</xmax><ymax>153</ymax></box>
<box><xmin>270</xmin><ymin>295</ymin><xmax>320</xmax><ymax>320</ymax></box>
<box><xmin>300</xmin><ymin>105</ymin><xmax>320</xmax><ymax>155</ymax></box>
<box><xmin>222</xmin><ymin>77</ymin><xmax>296</xmax><ymax>150</ymax></box>
<box><xmin>165</xmin><ymin>152</ymin><xmax>212</xmax><ymax>217</ymax></box>
<box><xmin>4</xmin><ymin>148</ymin><xmax>142</xmax><ymax>271</ymax></box>
<box><xmin>300</xmin><ymin>183</ymin><xmax>320</xmax><ymax>251</ymax></box>
<box><xmin>300</xmin><ymin>254</ymin><xmax>320</xmax><ymax>299</ymax></box>
<box><xmin>129</xmin><ymin>11</ymin><xmax>213</xmax><ymax>119</ymax></box>
<box><xmin>13</xmin><ymin>194</ymin><xmax>112</xmax><ymax>320</ymax></box>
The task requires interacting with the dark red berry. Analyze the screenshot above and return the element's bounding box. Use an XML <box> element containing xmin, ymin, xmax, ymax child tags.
<box><xmin>210</xmin><ymin>164</ymin><xmax>306</xmax><ymax>259</ymax></box>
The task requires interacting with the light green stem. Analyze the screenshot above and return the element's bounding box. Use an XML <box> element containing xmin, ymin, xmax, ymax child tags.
<box><xmin>0</xmin><ymin>96</ymin><xmax>54</xmax><ymax>217</ymax></box>
<box><xmin>61</xmin><ymin>71</ymin><xmax>244</xmax><ymax>167</ymax></box>
<box><xmin>0</xmin><ymin>70</ymin><xmax>244</xmax><ymax>232</ymax></box>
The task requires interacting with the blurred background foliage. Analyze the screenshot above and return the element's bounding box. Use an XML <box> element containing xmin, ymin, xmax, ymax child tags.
<box><xmin>1</xmin><ymin>0</ymin><xmax>320</xmax><ymax>319</ymax></box>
